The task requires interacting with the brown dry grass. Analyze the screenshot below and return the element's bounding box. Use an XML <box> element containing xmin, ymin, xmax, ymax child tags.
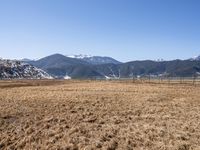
<box><xmin>0</xmin><ymin>80</ymin><xmax>200</xmax><ymax>150</ymax></box>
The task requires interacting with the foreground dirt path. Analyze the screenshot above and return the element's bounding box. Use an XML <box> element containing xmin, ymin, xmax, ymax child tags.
<box><xmin>0</xmin><ymin>80</ymin><xmax>200</xmax><ymax>150</ymax></box>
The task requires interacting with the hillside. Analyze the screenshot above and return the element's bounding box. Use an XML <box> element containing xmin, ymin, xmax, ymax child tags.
<box><xmin>0</xmin><ymin>59</ymin><xmax>53</xmax><ymax>79</ymax></box>
<box><xmin>95</xmin><ymin>60</ymin><xmax>200</xmax><ymax>78</ymax></box>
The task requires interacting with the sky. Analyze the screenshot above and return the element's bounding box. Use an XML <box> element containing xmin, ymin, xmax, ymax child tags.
<box><xmin>0</xmin><ymin>0</ymin><xmax>200</xmax><ymax>62</ymax></box>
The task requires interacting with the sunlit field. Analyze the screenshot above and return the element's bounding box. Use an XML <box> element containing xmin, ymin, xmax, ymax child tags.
<box><xmin>0</xmin><ymin>80</ymin><xmax>200</xmax><ymax>150</ymax></box>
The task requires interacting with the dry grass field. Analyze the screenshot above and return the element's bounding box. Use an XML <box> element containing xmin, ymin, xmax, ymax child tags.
<box><xmin>0</xmin><ymin>80</ymin><xmax>200</xmax><ymax>150</ymax></box>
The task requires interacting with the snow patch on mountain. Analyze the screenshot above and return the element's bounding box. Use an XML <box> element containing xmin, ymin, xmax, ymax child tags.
<box><xmin>67</xmin><ymin>54</ymin><xmax>92</xmax><ymax>59</ymax></box>
<box><xmin>21</xmin><ymin>58</ymin><xmax>34</xmax><ymax>62</ymax></box>
<box><xmin>190</xmin><ymin>55</ymin><xmax>200</xmax><ymax>61</ymax></box>
<box><xmin>66</xmin><ymin>54</ymin><xmax>121</xmax><ymax>65</ymax></box>
<box><xmin>64</xmin><ymin>74</ymin><xmax>71</xmax><ymax>79</ymax></box>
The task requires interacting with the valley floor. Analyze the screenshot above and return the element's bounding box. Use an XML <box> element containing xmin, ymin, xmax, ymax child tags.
<box><xmin>0</xmin><ymin>80</ymin><xmax>200</xmax><ymax>149</ymax></box>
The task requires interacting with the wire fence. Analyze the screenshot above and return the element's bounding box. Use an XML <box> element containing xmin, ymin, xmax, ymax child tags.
<box><xmin>105</xmin><ymin>76</ymin><xmax>200</xmax><ymax>86</ymax></box>
<box><xmin>119</xmin><ymin>77</ymin><xmax>200</xmax><ymax>85</ymax></box>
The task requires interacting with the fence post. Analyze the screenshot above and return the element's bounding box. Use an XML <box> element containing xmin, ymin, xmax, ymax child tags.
<box><xmin>148</xmin><ymin>75</ymin><xmax>151</xmax><ymax>83</ymax></box>
<box><xmin>167</xmin><ymin>77</ymin><xmax>170</xmax><ymax>84</ymax></box>
<box><xmin>193</xmin><ymin>75</ymin><xmax>196</xmax><ymax>86</ymax></box>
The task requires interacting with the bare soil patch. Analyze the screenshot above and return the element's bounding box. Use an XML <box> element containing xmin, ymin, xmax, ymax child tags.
<box><xmin>0</xmin><ymin>80</ymin><xmax>200</xmax><ymax>149</ymax></box>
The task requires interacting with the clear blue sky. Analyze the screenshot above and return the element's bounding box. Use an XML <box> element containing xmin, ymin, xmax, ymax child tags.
<box><xmin>0</xmin><ymin>0</ymin><xmax>200</xmax><ymax>62</ymax></box>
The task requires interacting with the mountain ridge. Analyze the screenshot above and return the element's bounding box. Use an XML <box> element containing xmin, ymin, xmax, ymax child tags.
<box><xmin>66</xmin><ymin>54</ymin><xmax>121</xmax><ymax>65</ymax></box>
<box><xmin>26</xmin><ymin>53</ymin><xmax>200</xmax><ymax>79</ymax></box>
<box><xmin>2</xmin><ymin>53</ymin><xmax>200</xmax><ymax>79</ymax></box>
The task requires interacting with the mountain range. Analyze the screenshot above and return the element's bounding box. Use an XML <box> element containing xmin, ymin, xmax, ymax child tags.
<box><xmin>24</xmin><ymin>54</ymin><xmax>200</xmax><ymax>79</ymax></box>
<box><xmin>1</xmin><ymin>54</ymin><xmax>200</xmax><ymax>79</ymax></box>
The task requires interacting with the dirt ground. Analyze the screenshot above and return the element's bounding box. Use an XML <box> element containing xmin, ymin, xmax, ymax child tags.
<box><xmin>0</xmin><ymin>80</ymin><xmax>200</xmax><ymax>150</ymax></box>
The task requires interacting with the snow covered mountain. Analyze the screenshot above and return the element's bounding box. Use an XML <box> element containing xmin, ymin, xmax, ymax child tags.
<box><xmin>66</xmin><ymin>54</ymin><xmax>121</xmax><ymax>65</ymax></box>
<box><xmin>0</xmin><ymin>59</ymin><xmax>53</xmax><ymax>79</ymax></box>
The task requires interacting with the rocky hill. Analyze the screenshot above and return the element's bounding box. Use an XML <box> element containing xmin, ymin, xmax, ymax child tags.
<box><xmin>0</xmin><ymin>59</ymin><xmax>53</xmax><ymax>79</ymax></box>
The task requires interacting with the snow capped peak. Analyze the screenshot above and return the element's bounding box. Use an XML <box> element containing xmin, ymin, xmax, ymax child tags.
<box><xmin>193</xmin><ymin>55</ymin><xmax>200</xmax><ymax>60</ymax></box>
<box><xmin>66</xmin><ymin>54</ymin><xmax>92</xmax><ymax>59</ymax></box>
<box><xmin>66</xmin><ymin>54</ymin><xmax>121</xmax><ymax>65</ymax></box>
<box><xmin>189</xmin><ymin>55</ymin><xmax>200</xmax><ymax>61</ymax></box>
